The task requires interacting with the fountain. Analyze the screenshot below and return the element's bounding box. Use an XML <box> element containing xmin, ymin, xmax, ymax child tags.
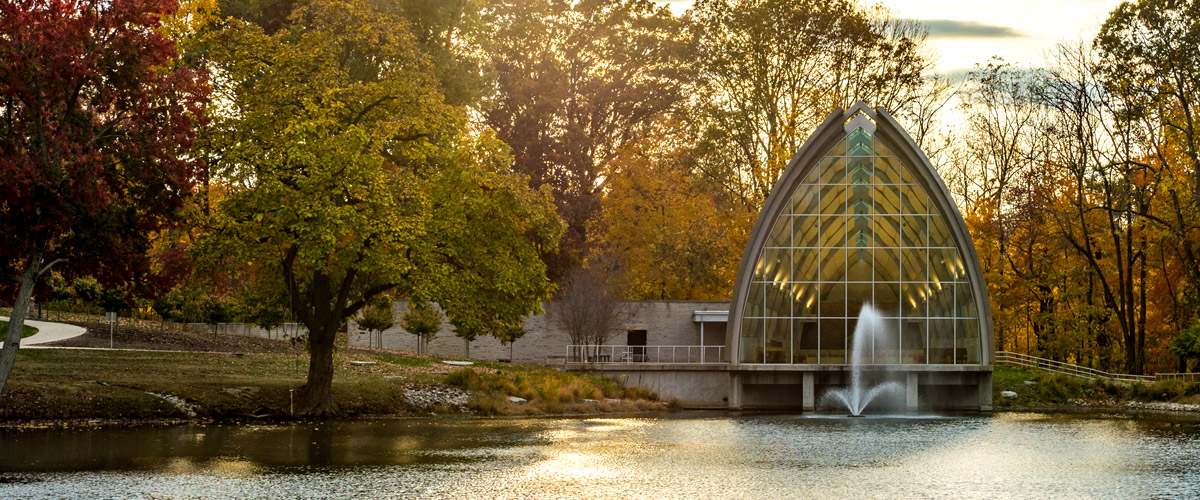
<box><xmin>823</xmin><ymin>303</ymin><xmax>905</xmax><ymax>416</ymax></box>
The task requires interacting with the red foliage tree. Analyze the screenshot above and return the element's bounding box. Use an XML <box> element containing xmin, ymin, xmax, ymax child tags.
<box><xmin>0</xmin><ymin>0</ymin><xmax>208</xmax><ymax>394</ymax></box>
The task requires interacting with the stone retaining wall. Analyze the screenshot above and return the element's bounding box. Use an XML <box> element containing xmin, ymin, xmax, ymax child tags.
<box><xmin>184</xmin><ymin>322</ymin><xmax>307</xmax><ymax>341</ymax></box>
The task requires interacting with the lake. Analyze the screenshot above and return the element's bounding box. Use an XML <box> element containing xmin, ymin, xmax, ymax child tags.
<box><xmin>2</xmin><ymin>411</ymin><xmax>1199</xmax><ymax>499</ymax></box>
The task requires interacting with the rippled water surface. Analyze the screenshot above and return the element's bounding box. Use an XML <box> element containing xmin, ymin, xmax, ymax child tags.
<box><xmin>3</xmin><ymin>412</ymin><xmax>1200</xmax><ymax>499</ymax></box>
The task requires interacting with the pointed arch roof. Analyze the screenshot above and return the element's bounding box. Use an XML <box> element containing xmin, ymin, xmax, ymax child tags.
<box><xmin>726</xmin><ymin>103</ymin><xmax>994</xmax><ymax>365</ymax></box>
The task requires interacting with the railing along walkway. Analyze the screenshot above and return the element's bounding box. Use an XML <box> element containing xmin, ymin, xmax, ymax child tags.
<box><xmin>995</xmin><ymin>351</ymin><xmax>1156</xmax><ymax>383</ymax></box>
<box><xmin>1155</xmin><ymin>372</ymin><xmax>1200</xmax><ymax>382</ymax></box>
<box><xmin>565</xmin><ymin>345</ymin><xmax>727</xmax><ymax>365</ymax></box>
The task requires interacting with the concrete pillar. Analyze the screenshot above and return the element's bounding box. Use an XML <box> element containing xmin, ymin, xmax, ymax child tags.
<box><xmin>728</xmin><ymin>372</ymin><xmax>744</xmax><ymax>410</ymax></box>
<box><xmin>906</xmin><ymin>372</ymin><xmax>919</xmax><ymax>411</ymax></box>
<box><xmin>979</xmin><ymin>370</ymin><xmax>993</xmax><ymax>411</ymax></box>
<box><xmin>802</xmin><ymin>372</ymin><xmax>815</xmax><ymax>412</ymax></box>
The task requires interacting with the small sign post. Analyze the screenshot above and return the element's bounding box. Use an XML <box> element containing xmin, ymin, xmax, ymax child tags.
<box><xmin>105</xmin><ymin>311</ymin><xmax>117</xmax><ymax>348</ymax></box>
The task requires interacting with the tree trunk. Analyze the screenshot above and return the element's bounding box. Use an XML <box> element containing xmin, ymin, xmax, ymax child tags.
<box><xmin>295</xmin><ymin>322</ymin><xmax>340</xmax><ymax>418</ymax></box>
<box><xmin>1137</xmin><ymin>232</ymin><xmax>1148</xmax><ymax>375</ymax></box>
<box><xmin>0</xmin><ymin>250</ymin><xmax>43</xmax><ymax>396</ymax></box>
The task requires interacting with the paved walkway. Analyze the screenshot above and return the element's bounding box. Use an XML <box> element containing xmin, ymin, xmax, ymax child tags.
<box><xmin>0</xmin><ymin>316</ymin><xmax>87</xmax><ymax>347</ymax></box>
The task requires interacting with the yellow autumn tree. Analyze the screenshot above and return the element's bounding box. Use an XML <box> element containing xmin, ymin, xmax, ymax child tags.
<box><xmin>591</xmin><ymin>128</ymin><xmax>746</xmax><ymax>301</ymax></box>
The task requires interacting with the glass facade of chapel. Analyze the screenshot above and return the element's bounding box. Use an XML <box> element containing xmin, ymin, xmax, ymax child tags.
<box><xmin>739</xmin><ymin>126</ymin><xmax>983</xmax><ymax>365</ymax></box>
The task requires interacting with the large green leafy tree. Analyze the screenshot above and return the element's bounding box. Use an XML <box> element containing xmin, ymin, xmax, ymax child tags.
<box><xmin>392</xmin><ymin>0</ymin><xmax>490</xmax><ymax>107</ymax></box>
<box><xmin>197</xmin><ymin>0</ymin><xmax>561</xmax><ymax>416</ymax></box>
<box><xmin>215</xmin><ymin>0</ymin><xmax>489</xmax><ymax>105</ymax></box>
<box><xmin>0</xmin><ymin>0</ymin><xmax>208</xmax><ymax>395</ymax></box>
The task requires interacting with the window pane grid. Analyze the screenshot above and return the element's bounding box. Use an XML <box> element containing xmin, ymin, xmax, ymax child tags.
<box><xmin>743</xmin><ymin>128</ymin><xmax>982</xmax><ymax>365</ymax></box>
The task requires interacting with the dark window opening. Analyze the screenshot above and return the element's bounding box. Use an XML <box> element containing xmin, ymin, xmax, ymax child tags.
<box><xmin>628</xmin><ymin>330</ymin><xmax>647</xmax><ymax>362</ymax></box>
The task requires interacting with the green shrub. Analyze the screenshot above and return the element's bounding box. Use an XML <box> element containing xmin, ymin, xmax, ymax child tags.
<box><xmin>444</xmin><ymin>368</ymin><xmax>482</xmax><ymax>390</ymax></box>
<box><xmin>1134</xmin><ymin>379</ymin><xmax>1189</xmax><ymax>401</ymax></box>
<box><xmin>1186</xmin><ymin>381</ymin><xmax>1200</xmax><ymax>397</ymax></box>
<box><xmin>1095</xmin><ymin>379</ymin><xmax>1126</xmax><ymax>397</ymax></box>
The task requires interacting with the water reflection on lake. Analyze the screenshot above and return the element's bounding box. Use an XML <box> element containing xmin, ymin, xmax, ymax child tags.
<box><xmin>2</xmin><ymin>412</ymin><xmax>1199</xmax><ymax>499</ymax></box>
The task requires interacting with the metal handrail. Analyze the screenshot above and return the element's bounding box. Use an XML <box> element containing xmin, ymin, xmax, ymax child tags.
<box><xmin>1155</xmin><ymin>372</ymin><xmax>1200</xmax><ymax>382</ymax></box>
<box><xmin>565</xmin><ymin>344</ymin><xmax>727</xmax><ymax>364</ymax></box>
<box><xmin>994</xmin><ymin>351</ymin><xmax>1155</xmax><ymax>383</ymax></box>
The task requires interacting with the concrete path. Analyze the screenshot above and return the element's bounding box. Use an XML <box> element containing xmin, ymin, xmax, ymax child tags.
<box><xmin>0</xmin><ymin>316</ymin><xmax>87</xmax><ymax>347</ymax></box>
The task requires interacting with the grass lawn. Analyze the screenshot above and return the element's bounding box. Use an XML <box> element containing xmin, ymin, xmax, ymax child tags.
<box><xmin>0</xmin><ymin>348</ymin><xmax>662</xmax><ymax>423</ymax></box>
<box><xmin>0</xmin><ymin>320</ymin><xmax>38</xmax><ymax>338</ymax></box>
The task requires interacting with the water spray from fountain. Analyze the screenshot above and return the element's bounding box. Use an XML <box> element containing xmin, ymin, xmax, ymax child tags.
<box><xmin>824</xmin><ymin>303</ymin><xmax>904</xmax><ymax>416</ymax></box>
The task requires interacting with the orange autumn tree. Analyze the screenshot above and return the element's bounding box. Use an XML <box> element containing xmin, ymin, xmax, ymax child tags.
<box><xmin>591</xmin><ymin>129</ymin><xmax>745</xmax><ymax>300</ymax></box>
<box><xmin>943</xmin><ymin>22</ymin><xmax>1200</xmax><ymax>374</ymax></box>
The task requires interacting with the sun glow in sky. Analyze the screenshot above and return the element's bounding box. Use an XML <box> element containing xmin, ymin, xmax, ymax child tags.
<box><xmin>661</xmin><ymin>0</ymin><xmax>1125</xmax><ymax>77</ymax></box>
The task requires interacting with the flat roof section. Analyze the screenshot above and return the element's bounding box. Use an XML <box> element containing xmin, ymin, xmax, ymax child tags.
<box><xmin>692</xmin><ymin>310</ymin><xmax>729</xmax><ymax>323</ymax></box>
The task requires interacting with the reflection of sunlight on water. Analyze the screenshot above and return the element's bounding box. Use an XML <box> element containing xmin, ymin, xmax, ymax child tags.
<box><xmin>162</xmin><ymin>458</ymin><xmax>261</xmax><ymax>477</ymax></box>
<box><xmin>581</xmin><ymin>424</ymin><xmax>628</xmax><ymax>433</ymax></box>
<box><xmin>435</xmin><ymin>417</ymin><xmax>750</xmax><ymax>499</ymax></box>
<box><xmin>5</xmin><ymin>413</ymin><xmax>1200</xmax><ymax>499</ymax></box>
<box><xmin>237</xmin><ymin>425</ymin><xmax>283</xmax><ymax>433</ymax></box>
<box><xmin>417</xmin><ymin>446</ymin><xmax>540</xmax><ymax>459</ymax></box>
<box><xmin>428</xmin><ymin>419</ymin><xmax>663</xmax><ymax>498</ymax></box>
<box><xmin>526</xmin><ymin>450</ymin><xmax>620</xmax><ymax>481</ymax></box>
<box><xmin>165</xmin><ymin>457</ymin><xmax>197</xmax><ymax>474</ymax></box>
<box><xmin>998</xmin><ymin>411</ymin><xmax>1058</xmax><ymax>422</ymax></box>
<box><xmin>390</xmin><ymin>436</ymin><xmax>423</xmax><ymax>452</ymax></box>
<box><xmin>649</xmin><ymin>417</ymin><xmax>742</xmax><ymax>446</ymax></box>
<box><xmin>891</xmin><ymin>413</ymin><xmax>1152</xmax><ymax>498</ymax></box>
<box><xmin>581</xmin><ymin>418</ymin><xmax>654</xmax><ymax>433</ymax></box>
<box><xmin>525</xmin><ymin>421</ymin><xmax>648</xmax><ymax>482</ymax></box>
<box><xmin>209</xmin><ymin>459</ymin><xmax>262</xmax><ymax>477</ymax></box>
<box><xmin>540</xmin><ymin>428</ymin><xmax>578</xmax><ymax>441</ymax></box>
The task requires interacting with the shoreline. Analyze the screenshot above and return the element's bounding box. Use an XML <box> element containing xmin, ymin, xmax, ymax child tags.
<box><xmin>0</xmin><ymin>407</ymin><xmax>676</xmax><ymax>431</ymax></box>
<box><xmin>1001</xmin><ymin>399</ymin><xmax>1200</xmax><ymax>414</ymax></box>
<box><xmin>7</xmin><ymin>401</ymin><xmax>1200</xmax><ymax>432</ymax></box>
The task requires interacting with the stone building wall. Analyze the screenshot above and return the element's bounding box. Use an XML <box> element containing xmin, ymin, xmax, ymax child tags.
<box><xmin>348</xmin><ymin>300</ymin><xmax>730</xmax><ymax>364</ymax></box>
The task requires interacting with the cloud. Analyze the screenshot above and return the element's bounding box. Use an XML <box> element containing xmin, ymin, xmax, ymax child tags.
<box><xmin>911</xmin><ymin>19</ymin><xmax>1025</xmax><ymax>39</ymax></box>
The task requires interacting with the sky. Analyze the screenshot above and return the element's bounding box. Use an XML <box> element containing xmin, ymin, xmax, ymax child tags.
<box><xmin>661</xmin><ymin>0</ymin><xmax>1126</xmax><ymax>79</ymax></box>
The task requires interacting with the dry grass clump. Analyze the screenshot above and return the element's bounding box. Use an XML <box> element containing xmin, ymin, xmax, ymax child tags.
<box><xmin>444</xmin><ymin>366</ymin><xmax>660</xmax><ymax>416</ymax></box>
